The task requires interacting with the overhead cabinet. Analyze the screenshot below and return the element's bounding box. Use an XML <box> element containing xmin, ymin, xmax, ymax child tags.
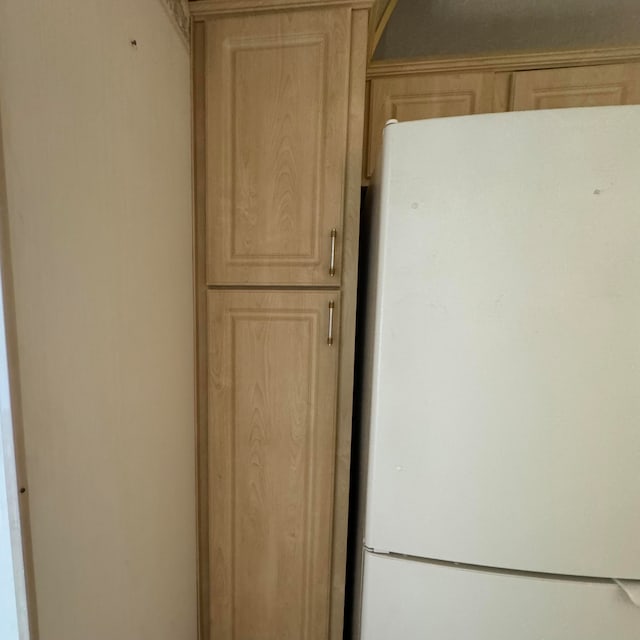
<box><xmin>365</xmin><ymin>56</ymin><xmax>640</xmax><ymax>180</ymax></box>
<box><xmin>511</xmin><ymin>62</ymin><xmax>640</xmax><ymax>110</ymax></box>
<box><xmin>203</xmin><ymin>8</ymin><xmax>351</xmax><ymax>286</ymax></box>
<box><xmin>366</xmin><ymin>72</ymin><xmax>495</xmax><ymax>179</ymax></box>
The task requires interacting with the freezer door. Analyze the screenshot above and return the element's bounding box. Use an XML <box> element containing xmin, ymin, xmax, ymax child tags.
<box><xmin>360</xmin><ymin>553</ymin><xmax>640</xmax><ymax>640</ymax></box>
<box><xmin>364</xmin><ymin>106</ymin><xmax>640</xmax><ymax>578</ymax></box>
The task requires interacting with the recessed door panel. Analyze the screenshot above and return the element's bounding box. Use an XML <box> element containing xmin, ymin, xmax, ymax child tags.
<box><xmin>512</xmin><ymin>62</ymin><xmax>640</xmax><ymax>111</ymax></box>
<box><xmin>202</xmin><ymin>10</ymin><xmax>350</xmax><ymax>285</ymax></box>
<box><xmin>208</xmin><ymin>290</ymin><xmax>340</xmax><ymax>639</ymax></box>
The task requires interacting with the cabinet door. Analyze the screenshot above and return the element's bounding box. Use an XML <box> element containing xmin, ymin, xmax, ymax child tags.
<box><xmin>208</xmin><ymin>290</ymin><xmax>340</xmax><ymax>640</ymax></box>
<box><xmin>366</xmin><ymin>72</ymin><xmax>495</xmax><ymax>178</ymax></box>
<box><xmin>511</xmin><ymin>62</ymin><xmax>640</xmax><ymax>111</ymax></box>
<box><xmin>202</xmin><ymin>10</ymin><xmax>350</xmax><ymax>285</ymax></box>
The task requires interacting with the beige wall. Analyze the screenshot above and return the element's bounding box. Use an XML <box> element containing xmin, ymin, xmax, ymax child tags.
<box><xmin>0</xmin><ymin>1</ymin><xmax>196</xmax><ymax>638</ymax></box>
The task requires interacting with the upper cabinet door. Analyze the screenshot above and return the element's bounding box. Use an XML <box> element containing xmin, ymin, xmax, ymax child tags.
<box><xmin>511</xmin><ymin>62</ymin><xmax>640</xmax><ymax>111</ymax></box>
<box><xmin>366</xmin><ymin>72</ymin><xmax>495</xmax><ymax>179</ymax></box>
<box><xmin>200</xmin><ymin>9</ymin><xmax>351</xmax><ymax>285</ymax></box>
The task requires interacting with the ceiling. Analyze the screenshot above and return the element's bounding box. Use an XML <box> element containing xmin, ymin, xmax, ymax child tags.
<box><xmin>375</xmin><ymin>0</ymin><xmax>640</xmax><ymax>59</ymax></box>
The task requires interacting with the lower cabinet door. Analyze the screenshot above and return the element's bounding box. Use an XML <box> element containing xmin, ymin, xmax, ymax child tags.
<box><xmin>208</xmin><ymin>289</ymin><xmax>341</xmax><ymax>640</ymax></box>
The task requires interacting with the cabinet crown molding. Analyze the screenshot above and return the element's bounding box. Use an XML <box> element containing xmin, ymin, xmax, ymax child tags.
<box><xmin>367</xmin><ymin>44</ymin><xmax>640</xmax><ymax>78</ymax></box>
<box><xmin>159</xmin><ymin>0</ymin><xmax>190</xmax><ymax>44</ymax></box>
<box><xmin>189</xmin><ymin>0</ymin><xmax>373</xmax><ymax>17</ymax></box>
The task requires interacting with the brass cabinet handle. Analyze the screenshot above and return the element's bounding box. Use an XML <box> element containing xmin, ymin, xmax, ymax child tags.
<box><xmin>329</xmin><ymin>229</ymin><xmax>337</xmax><ymax>277</ymax></box>
<box><xmin>327</xmin><ymin>301</ymin><xmax>335</xmax><ymax>346</ymax></box>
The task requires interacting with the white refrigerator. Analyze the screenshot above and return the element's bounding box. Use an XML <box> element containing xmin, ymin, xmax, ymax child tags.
<box><xmin>357</xmin><ymin>106</ymin><xmax>640</xmax><ymax>638</ymax></box>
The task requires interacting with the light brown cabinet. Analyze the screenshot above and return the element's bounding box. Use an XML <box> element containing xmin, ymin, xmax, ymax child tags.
<box><xmin>191</xmin><ymin>1</ymin><xmax>370</xmax><ymax>639</ymax></box>
<box><xmin>511</xmin><ymin>62</ymin><xmax>640</xmax><ymax>111</ymax></box>
<box><xmin>203</xmin><ymin>8</ymin><xmax>351</xmax><ymax>286</ymax></box>
<box><xmin>366</xmin><ymin>72</ymin><xmax>495</xmax><ymax>178</ymax></box>
<box><xmin>365</xmin><ymin>52</ymin><xmax>640</xmax><ymax>181</ymax></box>
<box><xmin>208</xmin><ymin>290</ymin><xmax>340</xmax><ymax>640</ymax></box>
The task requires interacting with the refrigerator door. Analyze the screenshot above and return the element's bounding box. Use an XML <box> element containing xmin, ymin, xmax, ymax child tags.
<box><xmin>364</xmin><ymin>106</ymin><xmax>640</xmax><ymax>578</ymax></box>
<box><xmin>360</xmin><ymin>552</ymin><xmax>640</xmax><ymax>640</ymax></box>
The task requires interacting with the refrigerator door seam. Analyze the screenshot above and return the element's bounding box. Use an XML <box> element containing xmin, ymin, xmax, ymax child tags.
<box><xmin>365</xmin><ymin>548</ymin><xmax>640</xmax><ymax>586</ymax></box>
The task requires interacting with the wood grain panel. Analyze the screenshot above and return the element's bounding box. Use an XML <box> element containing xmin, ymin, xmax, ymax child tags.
<box><xmin>190</xmin><ymin>0</ymin><xmax>373</xmax><ymax>15</ymax></box>
<box><xmin>329</xmin><ymin>9</ymin><xmax>369</xmax><ymax>639</ymax></box>
<box><xmin>493</xmin><ymin>72</ymin><xmax>513</xmax><ymax>113</ymax></box>
<box><xmin>209</xmin><ymin>290</ymin><xmax>340</xmax><ymax>640</ymax></box>
<box><xmin>366</xmin><ymin>45</ymin><xmax>640</xmax><ymax>77</ymax></box>
<box><xmin>366</xmin><ymin>72</ymin><xmax>495</xmax><ymax>178</ymax></box>
<box><xmin>368</xmin><ymin>0</ymin><xmax>398</xmax><ymax>58</ymax></box>
<box><xmin>511</xmin><ymin>62</ymin><xmax>640</xmax><ymax>110</ymax></box>
<box><xmin>203</xmin><ymin>10</ymin><xmax>351</xmax><ymax>285</ymax></box>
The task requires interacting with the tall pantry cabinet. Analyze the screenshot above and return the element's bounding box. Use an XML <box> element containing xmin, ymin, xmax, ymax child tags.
<box><xmin>191</xmin><ymin>1</ymin><xmax>372</xmax><ymax>638</ymax></box>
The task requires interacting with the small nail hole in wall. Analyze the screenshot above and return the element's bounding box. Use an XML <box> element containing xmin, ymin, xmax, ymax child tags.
<box><xmin>130</xmin><ymin>39</ymin><xmax>137</xmax><ymax>48</ymax></box>
<box><xmin>19</xmin><ymin>488</ymin><xmax>26</xmax><ymax>494</ymax></box>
